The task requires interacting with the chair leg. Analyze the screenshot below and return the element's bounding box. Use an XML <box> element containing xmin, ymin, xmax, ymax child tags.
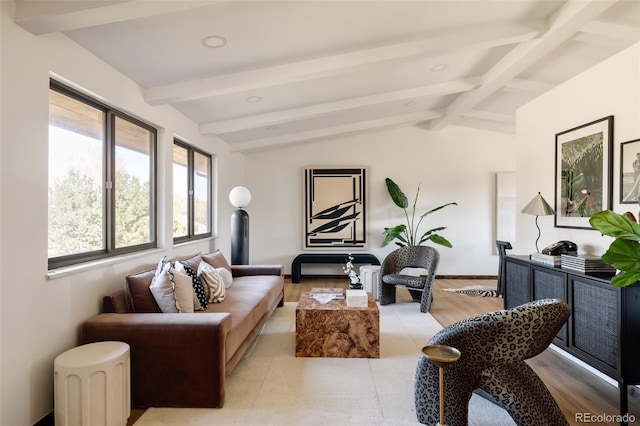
<box><xmin>380</xmin><ymin>283</ymin><xmax>396</xmax><ymax>305</ymax></box>
<box><xmin>420</xmin><ymin>286</ymin><xmax>433</xmax><ymax>313</ymax></box>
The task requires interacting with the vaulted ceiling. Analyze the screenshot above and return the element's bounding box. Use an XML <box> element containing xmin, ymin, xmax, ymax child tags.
<box><xmin>14</xmin><ymin>0</ymin><xmax>640</xmax><ymax>153</ymax></box>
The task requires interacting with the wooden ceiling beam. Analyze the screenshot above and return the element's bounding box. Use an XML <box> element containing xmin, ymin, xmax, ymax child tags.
<box><xmin>201</xmin><ymin>78</ymin><xmax>480</xmax><ymax>135</ymax></box>
<box><xmin>428</xmin><ymin>0</ymin><xmax>618</xmax><ymax>131</ymax></box>
<box><xmin>145</xmin><ymin>21</ymin><xmax>543</xmax><ymax>106</ymax></box>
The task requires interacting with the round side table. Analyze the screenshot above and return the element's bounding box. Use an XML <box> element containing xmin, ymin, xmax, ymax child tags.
<box><xmin>422</xmin><ymin>344</ymin><xmax>461</xmax><ymax>426</ymax></box>
<box><xmin>54</xmin><ymin>341</ymin><xmax>130</xmax><ymax>426</ymax></box>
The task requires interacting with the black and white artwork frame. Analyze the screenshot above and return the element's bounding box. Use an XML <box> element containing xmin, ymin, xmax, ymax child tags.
<box><xmin>303</xmin><ymin>166</ymin><xmax>367</xmax><ymax>250</ymax></box>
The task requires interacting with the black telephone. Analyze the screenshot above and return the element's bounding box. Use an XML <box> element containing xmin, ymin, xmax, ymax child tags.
<box><xmin>542</xmin><ymin>240</ymin><xmax>578</xmax><ymax>256</ymax></box>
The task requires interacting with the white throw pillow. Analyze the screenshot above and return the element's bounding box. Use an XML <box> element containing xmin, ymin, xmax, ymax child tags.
<box><xmin>399</xmin><ymin>267</ymin><xmax>430</xmax><ymax>277</ymax></box>
<box><xmin>217</xmin><ymin>267</ymin><xmax>233</xmax><ymax>289</ymax></box>
<box><xmin>172</xmin><ymin>270</ymin><xmax>195</xmax><ymax>313</ymax></box>
<box><xmin>198</xmin><ymin>262</ymin><xmax>225</xmax><ymax>303</ymax></box>
<box><xmin>149</xmin><ymin>259</ymin><xmax>178</xmax><ymax>313</ymax></box>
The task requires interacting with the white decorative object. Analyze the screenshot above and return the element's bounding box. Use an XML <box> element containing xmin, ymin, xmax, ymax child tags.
<box><xmin>346</xmin><ymin>289</ymin><xmax>368</xmax><ymax>308</ymax></box>
<box><xmin>359</xmin><ymin>265</ymin><xmax>381</xmax><ymax>300</ymax></box>
<box><xmin>54</xmin><ymin>341</ymin><xmax>130</xmax><ymax>426</ymax></box>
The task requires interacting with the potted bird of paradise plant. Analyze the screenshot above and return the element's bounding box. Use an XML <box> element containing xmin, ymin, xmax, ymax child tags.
<box><xmin>382</xmin><ymin>178</ymin><xmax>457</xmax><ymax>248</ymax></box>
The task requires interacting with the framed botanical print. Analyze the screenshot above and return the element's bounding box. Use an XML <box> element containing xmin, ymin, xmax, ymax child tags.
<box><xmin>554</xmin><ymin>116</ymin><xmax>613</xmax><ymax>229</ymax></box>
<box><xmin>620</xmin><ymin>138</ymin><xmax>640</xmax><ymax>204</ymax></box>
<box><xmin>303</xmin><ymin>166</ymin><xmax>367</xmax><ymax>249</ymax></box>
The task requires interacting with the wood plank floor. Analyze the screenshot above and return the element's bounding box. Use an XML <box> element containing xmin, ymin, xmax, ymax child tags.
<box><xmin>129</xmin><ymin>277</ymin><xmax>639</xmax><ymax>425</ymax></box>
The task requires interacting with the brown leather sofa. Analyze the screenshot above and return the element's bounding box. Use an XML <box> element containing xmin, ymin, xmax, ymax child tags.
<box><xmin>80</xmin><ymin>251</ymin><xmax>284</xmax><ymax>409</ymax></box>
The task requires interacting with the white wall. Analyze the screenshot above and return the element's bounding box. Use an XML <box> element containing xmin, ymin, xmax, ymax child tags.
<box><xmin>0</xmin><ymin>3</ymin><xmax>241</xmax><ymax>424</ymax></box>
<box><xmin>516</xmin><ymin>42</ymin><xmax>640</xmax><ymax>256</ymax></box>
<box><xmin>244</xmin><ymin>124</ymin><xmax>516</xmax><ymax>276</ymax></box>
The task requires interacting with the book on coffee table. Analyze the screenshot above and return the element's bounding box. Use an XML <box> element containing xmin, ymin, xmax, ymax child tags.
<box><xmin>309</xmin><ymin>288</ymin><xmax>345</xmax><ymax>300</ymax></box>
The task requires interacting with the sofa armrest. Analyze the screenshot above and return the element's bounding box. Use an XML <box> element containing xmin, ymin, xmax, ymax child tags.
<box><xmin>231</xmin><ymin>264</ymin><xmax>283</xmax><ymax>277</ymax></box>
<box><xmin>81</xmin><ymin>312</ymin><xmax>232</xmax><ymax>408</ymax></box>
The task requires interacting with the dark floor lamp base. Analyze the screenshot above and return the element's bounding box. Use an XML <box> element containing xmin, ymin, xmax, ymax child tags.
<box><xmin>231</xmin><ymin>209</ymin><xmax>249</xmax><ymax>265</ymax></box>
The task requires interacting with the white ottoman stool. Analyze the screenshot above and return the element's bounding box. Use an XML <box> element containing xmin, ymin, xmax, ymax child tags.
<box><xmin>359</xmin><ymin>265</ymin><xmax>381</xmax><ymax>300</ymax></box>
<box><xmin>54</xmin><ymin>341</ymin><xmax>130</xmax><ymax>426</ymax></box>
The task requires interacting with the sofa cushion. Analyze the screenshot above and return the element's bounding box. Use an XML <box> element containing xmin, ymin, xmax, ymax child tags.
<box><xmin>198</xmin><ymin>262</ymin><xmax>225</xmax><ymax>303</ymax></box>
<box><xmin>178</xmin><ymin>253</ymin><xmax>203</xmax><ymax>271</ymax></box>
<box><xmin>125</xmin><ymin>268</ymin><xmax>161</xmax><ymax>313</ymax></box>
<box><xmin>202</xmin><ymin>250</ymin><xmax>232</xmax><ymax>273</ymax></box>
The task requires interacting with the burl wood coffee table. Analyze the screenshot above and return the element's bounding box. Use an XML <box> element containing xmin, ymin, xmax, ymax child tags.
<box><xmin>295</xmin><ymin>289</ymin><xmax>379</xmax><ymax>358</ymax></box>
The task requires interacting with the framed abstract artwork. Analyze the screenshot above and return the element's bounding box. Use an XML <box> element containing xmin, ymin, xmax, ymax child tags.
<box><xmin>303</xmin><ymin>166</ymin><xmax>367</xmax><ymax>249</ymax></box>
<box><xmin>554</xmin><ymin>116</ymin><xmax>613</xmax><ymax>229</ymax></box>
<box><xmin>619</xmin><ymin>138</ymin><xmax>640</xmax><ymax>204</ymax></box>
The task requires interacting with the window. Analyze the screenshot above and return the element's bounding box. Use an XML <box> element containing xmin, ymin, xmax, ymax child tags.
<box><xmin>48</xmin><ymin>81</ymin><xmax>157</xmax><ymax>269</ymax></box>
<box><xmin>173</xmin><ymin>140</ymin><xmax>212</xmax><ymax>243</ymax></box>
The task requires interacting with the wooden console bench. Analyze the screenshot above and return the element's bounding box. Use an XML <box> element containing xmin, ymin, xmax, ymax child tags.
<box><xmin>291</xmin><ymin>253</ymin><xmax>380</xmax><ymax>283</ymax></box>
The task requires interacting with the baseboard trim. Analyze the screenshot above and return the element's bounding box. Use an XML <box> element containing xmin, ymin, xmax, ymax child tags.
<box><xmin>285</xmin><ymin>274</ymin><xmax>497</xmax><ymax>280</ymax></box>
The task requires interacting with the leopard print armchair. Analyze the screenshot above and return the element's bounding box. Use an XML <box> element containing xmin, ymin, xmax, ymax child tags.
<box><xmin>378</xmin><ymin>246</ymin><xmax>439</xmax><ymax>313</ymax></box>
<box><xmin>415</xmin><ymin>298</ymin><xmax>571</xmax><ymax>426</ymax></box>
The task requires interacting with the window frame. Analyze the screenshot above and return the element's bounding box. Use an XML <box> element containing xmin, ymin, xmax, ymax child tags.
<box><xmin>48</xmin><ymin>80</ymin><xmax>157</xmax><ymax>270</ymax></box>
<box><xmin>173</xmin><ymin>139</ymin><xmax>213</xmax><ymax>244</ymax></box>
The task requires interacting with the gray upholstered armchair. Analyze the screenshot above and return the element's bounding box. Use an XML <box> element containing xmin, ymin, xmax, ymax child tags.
<box><xmin>378</xmin><ymin>246</ymin><xmax>439</xmax><ymax>313</ymax></box>
<box><xmin>415</xmin><ymin>298</ymin><xmax>571</xmax><ymax>426</ymax></box>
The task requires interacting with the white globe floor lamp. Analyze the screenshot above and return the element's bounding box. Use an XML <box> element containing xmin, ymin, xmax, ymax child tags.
<box><xmin>229</xmin><ymin>186</ymin><xmax>251</xmax><ymax>265</ymax></box>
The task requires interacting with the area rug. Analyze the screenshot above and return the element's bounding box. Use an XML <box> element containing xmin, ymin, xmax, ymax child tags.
<box><xmin>442</xmin><ymin>285</ymin><xmax>500</xmax><ymax>298</ymax></box>
<box><xmin>133</xmin><ymin>302</ymin><xmax>514</xmax><ymax>426</ymax></box>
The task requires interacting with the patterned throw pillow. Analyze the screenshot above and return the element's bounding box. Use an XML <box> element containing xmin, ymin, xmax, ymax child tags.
<box><xmin>176</xmin><ymin>260</ymin><xmax>208</xmax><ymax>310</ymax></box>
<box><xmin>149</xmin><ymin>257</ymin><xmax>178</xmax><ymax>313</ymax></box>
<box><xmin>197</xmin><ymin>262</ymin><xmax>225</xmax><ymax>303</ymax></box>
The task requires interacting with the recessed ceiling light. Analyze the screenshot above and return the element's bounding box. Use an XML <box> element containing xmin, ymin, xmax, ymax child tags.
<box><xmin>431</xmin><ymin>63</ymin><xmax>448</xmax><ymax>72</ymax></box>
<box><xmin>202</xmin><ymin>35</ymin><xmax>227</xmax><ymax>48</ymax></box>
<box><xmin>245</xmin><ymin>96</ymin><xmax>262</xmax><ymax>103</ymax></box>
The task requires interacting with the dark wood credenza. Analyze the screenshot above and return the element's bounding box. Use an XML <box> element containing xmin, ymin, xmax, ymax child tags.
<box><xmin>504</xmin><ymin>255</ymin><xmax>640</xmax><ymax>420</ymax></box>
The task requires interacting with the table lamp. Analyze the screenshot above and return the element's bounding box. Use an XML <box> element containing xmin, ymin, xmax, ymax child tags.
<box><xmin>521</xmin><ymin>192</ymin><xmax>555</xmax><ymax>253</ymax></box>
<box><xmin>229</xmin><ymin>186</ymin><xmax>251</xmax><ymax>265</ymax></box>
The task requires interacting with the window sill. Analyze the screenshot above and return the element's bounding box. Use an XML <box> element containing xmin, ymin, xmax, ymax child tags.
<box><xmin>47</xmin><ymin>236</ymin><xmax>217</xmax><ymax>280</ymax></box>
<box><xmin>46</xmin><ymin>248</ymin><xmax>166</xmax><ymax>280</ymax></box>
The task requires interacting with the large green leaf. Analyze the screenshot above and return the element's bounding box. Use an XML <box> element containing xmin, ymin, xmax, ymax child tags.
<box><xmin>589</xmin><ymin>210</ymin><xmax>640</xmax><ymax>241</ymax></box>
<box><xmin>419</xmin><ymin>202</ymin><xmax>458</xmax><ymax>219</ymax></box>
<box><xmin>382</xmin><ymin>224</ymin><xmax>406</xmax><ymax>247</ymax></box>
<box><xmin>611</xmin><ymin>271</ymin><xmax>640</xmax><ymax>288</ymax></box>
<box><xmin>385</xmin><ymin>178</ymin><xmax>408</xmax><ymax>209</ymax></box>
<box><xmin>418</xmin><ymin>226</ymin><xmax>446</xmax><ymax>241</ymax></box>
<box><xmin>601</xmin><ymin>238</ymin><xmax>640</xmax><ymax>273</ymax></box>
<box><xmin>589</xmin><ymin>210</ymin><xmax>640</xmax><ymax>288</ymax></box>
<box><xmin>423</xmin><ymin>234</ymin><xmax>453</xmax><ymax>248</ymax></box>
